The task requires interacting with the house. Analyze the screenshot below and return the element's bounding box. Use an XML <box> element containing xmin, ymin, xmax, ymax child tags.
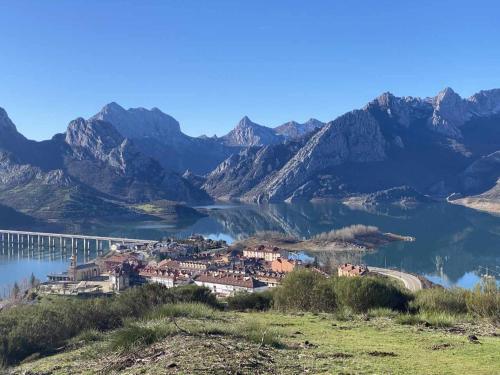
<box><xmin>100</xmin><ymin>253</ymin><xmax>142</xmax><ymax>273</ymax></box>
<box><xmin>159</xmin><ymin>258</ymin><xmax>211</xmax><ymax>272</ymax></box>
<box><xmin>271</xmin><ymin>258</ymin><xmax>302</xmax><ymax>273</ymax></box>
<box><xmin>253</xmin><ymin>271</ymin><xmax>285</xmax><ymax>288</ymax></box>
<box><xmin>243</xmin><ymin>245</ymin><xmax>282</xmax><ymax>262</ymax></box>
<box><xmin>139</xmin><ymin>264</ymin><xmax>191</xmax><ymax>288</ymax></box>
<box><xmin>194</xmin><ymin>272</ymin><xmax>268</xmax><ymax>296</ymax></box>
<box><xmin>338</xmin><ymin>263</ymin><xmax>368</xmax><ymax>277</ymax></box>
<box><xmin>108</xmin><ymin>263</ymin><xmax>133</xmax><ymax>291</ymax></box>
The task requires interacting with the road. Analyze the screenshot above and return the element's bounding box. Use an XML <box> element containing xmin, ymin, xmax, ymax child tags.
<box><xmin>369</xmin><ymin>266</ymin><xmax>423</xmax><ymax>292</ymax></box>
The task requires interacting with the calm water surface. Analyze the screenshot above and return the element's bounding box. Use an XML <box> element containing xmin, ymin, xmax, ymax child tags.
<box><xmin>1</xmin><ymin>202</ymin><xmax>499</xmax><ymax>296</ymax></box>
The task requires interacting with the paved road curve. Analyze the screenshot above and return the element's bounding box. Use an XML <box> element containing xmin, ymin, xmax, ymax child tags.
<box><xmin>369</xmin><ymin>266</ymin><xmax>423</xmax><ymax>292</ymax></box>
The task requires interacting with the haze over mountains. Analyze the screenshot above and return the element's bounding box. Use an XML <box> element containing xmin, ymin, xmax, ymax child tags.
<box><xmin>1</xmin><ymin>87</ymin><xmax>500</xmax><ymax>220</ymax></box>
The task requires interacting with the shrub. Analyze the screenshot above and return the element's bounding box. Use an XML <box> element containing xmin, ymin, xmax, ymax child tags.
<box><xmin>412</xmin><ymin>288</ymin><xmax>468</xmax><ymax>315</ymax></box>
<box><xmin>466</xmin><ymin>278</ymin><xmax>500</xmax><ymax>321</ymax></box>
<box><xmin>273</xmin><ymin>270</ymin><xmax>410</xmax><ymax>314</ymax></box>
<box><xmin>314</xmin><ymin>225</ymin><xmax>379</xmax><ymax>242</ymax></box>
<box><xmin>0</xmin><ymin>284</ymin><xmax>218</xmax><ymax>365</ymax></box>
<box><xmin>151</xmin><ymin>302</ymin><xmax>218</xmax><ymax>320</ymax></box>
<box><xmin>368</xmin><ymin>308</ymin><xmax>399</xmax><ymax>318</ymax></box>
<box><xmin>226</xmin><ymin>291</ymin><xmax>274</xmax><ymax>311</ymax></box>
<box><xmin>333</xmin><ymin>276</ymin><xmax>410</xmax><ymax>313</ymax></box>
<box><xmin>234</xmin><ymin>320</ymin><xmax>283</xmax><ymax>348</ymax></box>
<box><xmin>273</xmin><ymin>270</ymin><xmax>334</xmax><ymax>312</ymax></box>
<box><xmin>395</xmin><ymin>313</ymin><xmax>425</xmax><ymax>326</ymax></box>
<box><xmin>108</xmin><ymin>324</ymin><xmax>161</xmax><ymax>352</ymax></box>
<box><xmin>395</xmin><ymin>312</ymin><xmax>456</xmax><ymax>328</ymax></box>
<box><xmin>419</xmin><ymin>312</ymin><xmax>456</xmax><ymax>328</ymax></box>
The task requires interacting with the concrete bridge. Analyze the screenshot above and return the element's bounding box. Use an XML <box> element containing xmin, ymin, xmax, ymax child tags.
<box><xmin>0</xmin><ymin>229</ymin><xmax>157</xmax><ymax>253</ymax></box>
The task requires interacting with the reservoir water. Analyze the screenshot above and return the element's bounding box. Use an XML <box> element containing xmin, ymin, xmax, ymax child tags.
<box><xmin>1</xmin><ymin>202</ymin><xmax>499</xmax><ymax>296</ymax></box>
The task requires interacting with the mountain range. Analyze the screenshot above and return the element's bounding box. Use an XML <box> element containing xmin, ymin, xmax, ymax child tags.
<box><xmin>204</xmin><ymin>87</ymin><xmax>500</xmax><ymax>210</ymax></box>
<box><xmin>1</xmin><ymin>87</ymin><xmax>500</xmax><ymax>220</ymax></box>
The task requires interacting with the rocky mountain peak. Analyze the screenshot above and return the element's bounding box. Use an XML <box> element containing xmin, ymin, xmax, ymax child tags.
<box><xmin>366</xmin><ymin>91</ymin><xmax>427</xmax><ymax>128</ymax></box>
<box><xmin>468</xmin><ymin>89</ymin><xmax>500</xmax><ymax>116</ymax></box>
<box><xmin>433</xmin><ymin>87</ymin><xmax>463</xmax><ymax>109</ymax></box>
<box><xmin>430</xmin><ymin>87</ymin><xmax>470</xmax><ymax>138</ymax></box>
<box><xmin>222</xmin><ymin>117</ymin><xmax>283</xmax><ymax>146</ymax></box>
<box><xmin>374</xmin><ymin>92</ymin><xmax>396</xmax><ymax>107</ymax></box>
<box><xmin>0</xmin><ymin>107</ymin><xmax>20</xmax><ymax>133</ymax></box>
<box><xmin>91</xmin><ymin>103</ymin><xmax>181</xmax><ymax>139</ymax></box>
<box><xmin>65</xmin><ymin>118</ymin><xmax>125</xmax><ymax>162</ymax></box>
<box><xmin>305</xmin><ymin>118</ymin><xmax>324</xmax><ymax>127</ymax></box>
<box><xmin>275</xmin><ymin>118</ymin><xmax>325</xmax><ymax>139</ymax></box>
<box><xmin>236</xmin><ymin>116</ymin><xmax>257</xmax><ymax>128</ymax></box>
<box><xmin>101</xmin><ymin>101</ymin><xmax>126</xmax><ymax>112</ymax></box>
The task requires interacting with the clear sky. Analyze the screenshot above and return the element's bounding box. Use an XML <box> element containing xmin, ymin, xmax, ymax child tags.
<box><xmin>1</xmin><ymin>0</ymin><xmax>499</xmax><ymax>140</ymax></box>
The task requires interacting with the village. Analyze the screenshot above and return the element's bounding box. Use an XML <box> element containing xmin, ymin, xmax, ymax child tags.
<box><xmin>39</xmin><ymin>235</ymin><xmax>370</xmax><ymax>297</ymax></box>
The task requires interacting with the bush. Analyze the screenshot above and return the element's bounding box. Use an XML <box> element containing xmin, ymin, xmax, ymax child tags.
<box><xmin>314</xmin><ymin>225</ymin><xmax>379</xmax><ymax>241</ymax></box>
<box><xmin>108</xmin><ymin>324</ymin><xmax>162</xmax><ymax>352</ymax></box>
<box><xmin>412</xmin><ymin>288</ymin><xmax>468</xmax><ymax>315</ymax></box>
<box><xmin>395</xmin><ymin>312</ymin><xmax>457</xmax><ymax>328</ymax></box>
<box><xmin>226</xmin><ymin>291</ymin><xmax>274</xmax><ymax>311</ymax></box>
<box><xmin>333</xmin><ymin>276</ymin><xmax>410</xmax><ymax>313</ymax></box>
<box><xmin>0</xmin><ymin>284</ymin><xmax>218</xmax><ymax>365</ymax></box>
<box><xmin>368</xmin><ymin>308</ymin><xmax>399</xmax><ymax>318</ymax></box>
<box><xmin>234</xmin><ymin>320</ymin><xmax>283</xmax><ymax>348</ymax></box>
<box><xmin>151</xmin><ymin>302</ymin><xmax>218</xmax><ymax>319</ymax></box>
<box><xmin>273</xmin><ymin>270</ymin><xmax>410</xmax><ymax>314</ymax></box>
<box><xmin>466</xmin><ymin>278</ymin><xmax>500</xmax><ymax>321</ymax></box>
<box><xmin>273</xmin><ymin>270</ymin><xmax>336</xmax><ymax>312</ymax></box>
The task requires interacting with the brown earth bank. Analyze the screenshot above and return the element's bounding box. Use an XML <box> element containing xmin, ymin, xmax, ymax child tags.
<box><xmin>232</xmin><ymin>227</ymin><xmax>415</xmax><ymax>254</ymax></box>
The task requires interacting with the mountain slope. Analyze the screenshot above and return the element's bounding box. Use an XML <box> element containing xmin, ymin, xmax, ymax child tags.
<box><xmin>204</xmin><ymin>88</ymin><xmax>500</xmax><ymax>205</ymax></box>
<box><xmin>203</xmin><ymin>139</ymin><xmax>306</xmax><ymax>200</ymax></box>
<box><xmin>0</xmin><ymin>108</ymin><xmax>211</xmax><ymax>219</ymax></box>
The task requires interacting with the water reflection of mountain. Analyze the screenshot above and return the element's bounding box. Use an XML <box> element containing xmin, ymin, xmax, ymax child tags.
<box><xmin>203</xmin><ymin>202</ymin><xmax>499</xmax><ymax>287</ymax></box>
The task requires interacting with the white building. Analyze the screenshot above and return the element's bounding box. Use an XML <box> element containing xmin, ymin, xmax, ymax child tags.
<box><xmin>194</xmin><ymin>273</ymin><xmax>268</xmax><ymax>297</ymax></box>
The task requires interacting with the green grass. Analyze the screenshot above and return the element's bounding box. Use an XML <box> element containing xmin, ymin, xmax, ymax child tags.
<box><xmin>11</xmin><ymin>310</ymin><xmax>500</xmax><ymax>375</ymax></box>
<box><xmin>108</xmin><ymin>325</ymin><xmax>159</xmax><ymax>352</ymax></box>
<box><xmin>133</xmin><ymin>203</ymin><xmax>162</xmax><ymax>214</ymax></box>
<box><xmin>396</xmin><ymin>311</ymin><xmax>468</xmax><ymax>328</ymax></box>
<box><xmin>148</xmin><ymin>302</ymin><xmax>219</xmax><ymax>320</ymax></box>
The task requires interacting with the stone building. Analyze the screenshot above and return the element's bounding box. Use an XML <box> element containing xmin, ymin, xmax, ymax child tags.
<box><xmin>194</xmin><ymin>272</ymin><xmax>268</xmax><ymax>296</ymax></box>
<box><xmin>243</xmin><ymin>245</ymin><xmax>282</xmax><ymax>262</ymax></box>
<box><xmin>271</xmin><ymin>258</ymin><xmax>302</xmax><ymax>273</ymax></box>
<box><xmin>338</xmin><ymin>263</ymin><xmax>368</xmax><ymax>277</ymax></box>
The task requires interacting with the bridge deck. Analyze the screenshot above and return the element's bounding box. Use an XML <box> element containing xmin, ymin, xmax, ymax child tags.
<box><xmin>0</xmin><ymin>229</ymin><xmax>157</xmax><ymax>244</ymax></box>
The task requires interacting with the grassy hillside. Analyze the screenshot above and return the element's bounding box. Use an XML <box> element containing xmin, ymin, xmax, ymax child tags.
<box><xmin>4</xmin><ymin>272</ymin><xmax>499</xmax><ymax>374</ymax></box>
<box><xmin>11</xmin><ymin>307</ymin><xmax>499</xmax><ymax>375</ymax></box>
<box><xmin>0</xmin><ymin>182</ymin><xmax>153</xmax><ymax>221</ymax></box>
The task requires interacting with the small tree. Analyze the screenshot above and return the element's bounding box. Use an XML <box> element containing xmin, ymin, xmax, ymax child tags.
<box><xmin>29</xmin><ymin>273</ymin><xmax>38</xmax><ymax>289</ymax></box>
<box><xmin>273</xmin><ymin>269</ymin><xmax>334</xmax><ymax>312</ymax></box>
<box><xmin>12</xmin><ymin>282</ymin><xmax>20</xmax><ymax>300</ymax></box>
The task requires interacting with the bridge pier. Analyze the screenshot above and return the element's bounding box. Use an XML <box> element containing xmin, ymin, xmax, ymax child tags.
<box><xmin>0</xmin><ymin>230</ymin><xmax>155</xmax><ymax>257</ymax></box>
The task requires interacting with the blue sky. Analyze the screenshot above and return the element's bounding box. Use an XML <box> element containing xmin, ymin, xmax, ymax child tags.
<box><xmin>1</xmin><ymin>1</ymin><xmax>499</xmax><ymax>140</ymax></box>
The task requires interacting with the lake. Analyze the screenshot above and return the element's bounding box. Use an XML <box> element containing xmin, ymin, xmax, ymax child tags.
<box><xmin>1</xmin><ymin>201</ymin><xmax>499</xmax><ymax>297</ymax></box>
